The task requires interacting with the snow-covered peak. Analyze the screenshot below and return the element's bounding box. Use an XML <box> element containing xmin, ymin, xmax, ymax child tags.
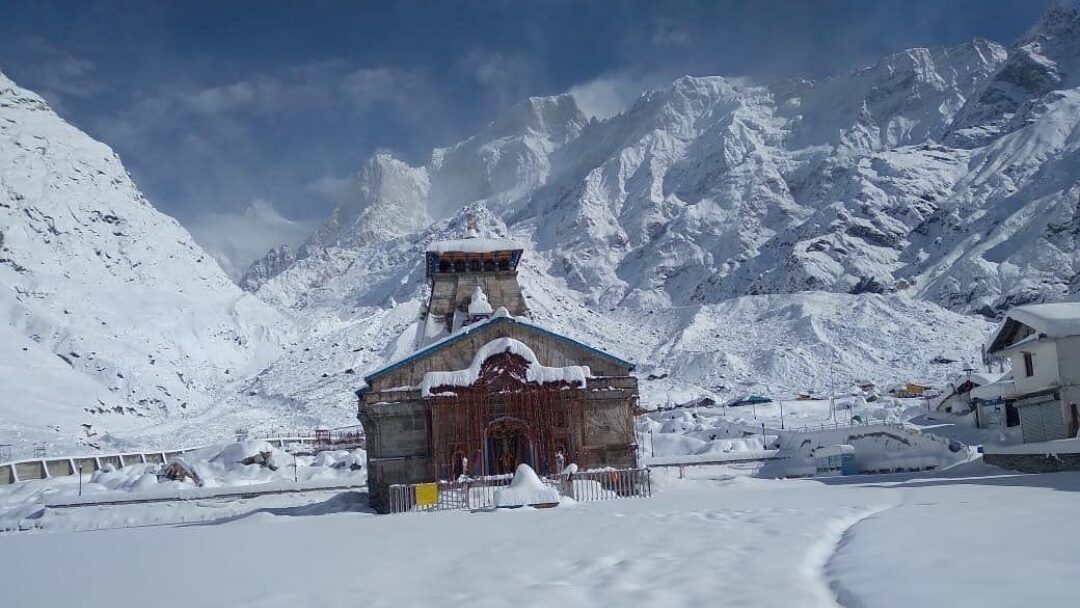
<box><xmin>314</xmin><ymin>153</ymin><xmax>431</xmax><ymax>250</ymax></box>
<box><xmin>780</xmin><ymin>39</ymin><xmax>1007</xmax><ymax>151</ymax></box>
<box><xmin>240</xmin><ymin>152</ymin><xmax>431</xmax><ymax>291</ymax></box>
<box><xmin>425</xmin><ymin>95</ymin><xmax>588</xmax><ymax>217</ymax></box>
<box><xmin>487</xmin><ymin>94</ymin><xmax>587</xmax><ymax>145</ymax></box>
<box><xmin>1027</xmin><ymin>3</ymin><xmax>1080</xmax><ymax>42</ymax></box>
<box><xmin>946</xmin><ymin>5</ymin><xmax>1080</xmax><ymax>148</ymax></box>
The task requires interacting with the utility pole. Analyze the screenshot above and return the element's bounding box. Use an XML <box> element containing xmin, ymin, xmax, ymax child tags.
<box><xmin>828</xmin><ymin>347</ymin><xmax>837</xmax><ymax>422</ymax></box>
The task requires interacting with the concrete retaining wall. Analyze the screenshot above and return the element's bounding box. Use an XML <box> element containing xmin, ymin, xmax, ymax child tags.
<box><xmin>769</xmin><ymin>421</ymin><xmax>964</xmax><ymax>476</ymax></box>
<box><xmin>0</xmin><ymin>437</ymin><xmax>320</xmax><ymax>485</ymax></box>
<box><xmin>46</xmin><ymin>460</ymin><xmax>73</xmax><ymax>478</ymax></box>
<box><xmin>984</xmin><ymin>451</ymin><xmax>1080</xmax><ymax>473</ymax></box>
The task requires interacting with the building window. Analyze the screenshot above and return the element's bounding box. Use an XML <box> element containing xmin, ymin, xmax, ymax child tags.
<box><xmin>1023</xmin><ymin>352</ymin><xmax>1034</xmax><ymax>377</ymax></box>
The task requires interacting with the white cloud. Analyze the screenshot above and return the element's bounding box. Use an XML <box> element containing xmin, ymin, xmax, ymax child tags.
<box><xmin>341</xmin><ymin>67</ymin><xmax>435</xmax><ymax>117</ymax></box>
<box><xmin>185</xmin><ymin>199</ymin><xmax>316</xmax><ymax>279</ymax></box>
<box><xmin>104</xmin><ymin>63</ymin><xmax>436</xmax><ymax>128</ymax></box>
<box><xmin>568</xmin><ymin>73</ymin><xmax>657</xmax><ymax>120</ymax></box>
<box><xmin>458</xmin><ymin>49</ymin><xmax>538</xmax><ymax>107</ymax></box>
<box><xmin>181</xmin><ymin>79</ymin><xmax>273</xmax><ymax>115</ymax></box>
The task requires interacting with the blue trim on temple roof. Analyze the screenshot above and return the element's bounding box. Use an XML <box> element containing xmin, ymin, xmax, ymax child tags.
<box><xmin>362</xmin><ymin>315</ymin><xmax>635</xmax><ymax>386</ymax></box>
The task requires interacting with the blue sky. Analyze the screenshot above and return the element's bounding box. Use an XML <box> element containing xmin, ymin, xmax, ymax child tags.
<box><xmin>0</xmin><ymin>0</ymin><xmax>1057</xmax><ymax>274</ymax></box>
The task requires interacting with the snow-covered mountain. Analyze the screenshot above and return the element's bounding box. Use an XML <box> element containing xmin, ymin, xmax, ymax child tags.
<box><xmin>0</xmin><ymin>71</ymin><xmax>288</xmax><ymax>454</ymax></box>
<box><xmin>227</xmin><ymin>7</ymin><xmax>1080</xmax><ymax>429</ymax></box>
<box><xmin>241</xmin><ymin>95</ymin><xmax>585</xmax><ymax>293</ymax></box>
<box><xmin>248</xmin><ymin>8</ymin><xmax>1080</xmax><ymax>318</ymax></box>
<box><xmin>7</xmin><ymin>7</ymin><xmax>1080</xmax><ymax>454</ymax></box>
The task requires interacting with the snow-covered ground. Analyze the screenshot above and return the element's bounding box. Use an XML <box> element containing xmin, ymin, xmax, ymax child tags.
<box><xmin>637</xmin><ymin>395</ymin><xmax>994</xmax><ymax>476</ymax></box>
<box><xmin>0</xmin><ymin>463</ymin><xmax>1076</xmax><ymax>607</ymax></box>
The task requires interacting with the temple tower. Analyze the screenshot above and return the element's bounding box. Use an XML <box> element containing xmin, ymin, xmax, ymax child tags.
<box><xmin>421</xmin><ymin>234</ymin><xmax>528</xmax><ymax>344</ymax></box>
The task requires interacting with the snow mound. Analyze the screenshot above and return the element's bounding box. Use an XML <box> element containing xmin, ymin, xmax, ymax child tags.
<box><xmin>494</xmin><ymin>464</ymin><xmax>560</xmax><ymax>507</ymax></box>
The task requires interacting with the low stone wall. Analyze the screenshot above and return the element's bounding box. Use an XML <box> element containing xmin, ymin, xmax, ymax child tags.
<box><xmin>984</xmin><ymin>451</ymin><xmax>1080</xmax><ymax>473</ymax></box>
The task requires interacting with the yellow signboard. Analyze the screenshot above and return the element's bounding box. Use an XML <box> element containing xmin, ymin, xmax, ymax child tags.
<box><xmin>415</xmin><ymin>483</ymin><xmax>438</xmax><ymax>507</ymax></box>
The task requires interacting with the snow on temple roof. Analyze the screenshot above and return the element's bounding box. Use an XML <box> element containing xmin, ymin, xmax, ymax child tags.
<box><xmin>468</xmin><ymin>286</ymin><xmax>493</xmax><ymax>316</ymax></box>
<box><xmin>420</xmin><ymin>337</ymin><xmax>591</xmax><ymax>396</ymax></box>
<box><xmin>363</xmin><ymin>312</ymin><xmax>634</xmax><ymax>386</ymax></box>
<box><xmin>426</xmin><ymin>238</ymin><xmax>523</xmax><ymax>254</ymax></box>
<box><xmin>985</xmin><ymin>302</ymin><xmax>1080</xmax><ymax>353</ymax></box>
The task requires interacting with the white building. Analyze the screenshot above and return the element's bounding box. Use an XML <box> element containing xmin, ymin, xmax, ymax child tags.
<box><xmin>969</xmin><ymin>371</ymin><xmax>1016</xmax><ymax>429</ymax></box>
<box><xmin>930</xmin><ymin>370</ymin><xmax>1001</xmax><ymax>414</ymax></box>
<box><xmin>985</xmin><ymin>303</ymin><xmax>1080</xmax><ymax>443</ymax></box>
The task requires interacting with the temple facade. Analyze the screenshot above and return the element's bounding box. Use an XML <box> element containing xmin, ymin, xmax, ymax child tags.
<box><xmin>357</xmin><ymin>235</ymin><xmax>640</xmax><ymax>513</ymax></box>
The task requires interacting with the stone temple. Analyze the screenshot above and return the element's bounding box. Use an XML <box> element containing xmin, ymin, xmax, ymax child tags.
<box><xmin>357</xmin><ymin>231</ymin><xmax>640</xmax><ymax>513</ymax></box>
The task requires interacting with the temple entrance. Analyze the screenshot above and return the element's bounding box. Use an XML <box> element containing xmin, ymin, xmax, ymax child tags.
<box><xmin>485</xmin><ymin>417</ymin><xmax>534</xmax><ymax>476</ymax></box>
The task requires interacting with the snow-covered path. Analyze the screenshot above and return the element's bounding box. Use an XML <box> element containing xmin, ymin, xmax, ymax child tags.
<box><xmin>1</xmin><ymin>468</ymin><xmax>1077</xmax><ymax>608</ymax></box>
<box><xmin>825</xmin><ymin>470</ymin><xmax>1080</xmax><ymax>608</ymax></box>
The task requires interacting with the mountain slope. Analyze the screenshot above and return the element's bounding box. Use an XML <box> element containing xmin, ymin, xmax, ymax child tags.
<box><xmin>0</xmin><ymin>71</ymin><xmax>288</xmax><ymax>455</ymax></box>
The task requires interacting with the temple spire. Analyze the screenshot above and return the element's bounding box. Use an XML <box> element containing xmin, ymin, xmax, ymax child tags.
<box><xmin>464</xmin><ymin>207</ymin><xmax>480</xmax><ymax>239</ymax></box>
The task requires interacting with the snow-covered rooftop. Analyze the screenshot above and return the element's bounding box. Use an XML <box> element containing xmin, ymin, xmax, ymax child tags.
<box><xmin>950</xmin><ymin>371</ymin><xmax>1001</xmax><ymax>387</ymax></box>
<box><xmin>970</xmin><ymin>372</ymin><xmax>1014</xmax><ymax>401</ymax></box>
<box><xmin>363</xmin><ymin>310</ymin><xmax>634</xmax><ymax>386</ymax></box>
<box><xmin>1005</xmin><ymin>303</ymin><xmax>1080</xmax><ymax>336</ymax></box>
<box><xmin>420</xmin><ymin>337</ymin><xmax>591</xmax><ymax>396</ymax></box>
<box><xmin>986</xmin><ymin>302</ymin><xmax>1080</xmax><ymax>353</ymax></box>
<box><xmin>426</xmin><ymin>238</ymin><xmax>523</xmax><ymax>254</ymax></box>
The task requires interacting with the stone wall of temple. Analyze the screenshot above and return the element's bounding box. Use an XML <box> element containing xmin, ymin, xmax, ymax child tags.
<box><xmin>360</xmin><ymin>381</ymin><xmax>639</xmax><ymax>513</ymax></box>
<box><xmin>428</xmin><ymin>271</ymin><xmax>528</xmax><ymax>329</ymax></box>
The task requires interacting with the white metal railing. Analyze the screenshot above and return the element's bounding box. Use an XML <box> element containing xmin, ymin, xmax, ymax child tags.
<box><xmin>387</xmin><ymin>468</ymin><xmax>652</xmax><ymax>514</ymax></box>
